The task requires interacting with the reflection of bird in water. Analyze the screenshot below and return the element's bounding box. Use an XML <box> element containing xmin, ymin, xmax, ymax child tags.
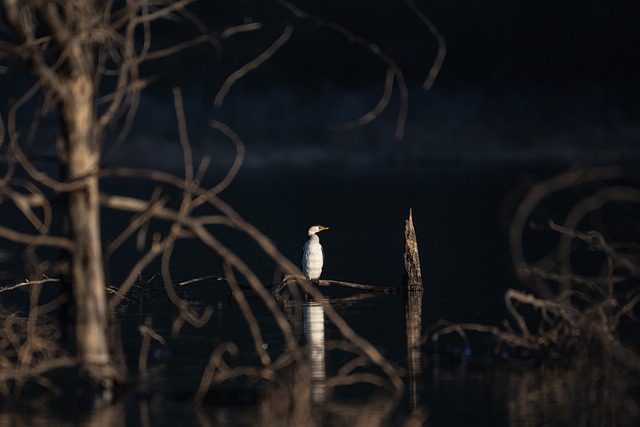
<box><xmin>302</xmin><ymin>225</ymin><xmax>329</xmax><ymax>282</ymax></box>
<box><xmin>304</xmin><ymin>301</ymin><xmax>326</xmax><ymax>404</ymax></box>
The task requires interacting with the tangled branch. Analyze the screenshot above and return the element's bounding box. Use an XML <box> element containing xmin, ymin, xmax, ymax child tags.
<box><xmin>430</xmin><ymin>165</ymin><xmax>640</xmax><ymax>372</ymax></box>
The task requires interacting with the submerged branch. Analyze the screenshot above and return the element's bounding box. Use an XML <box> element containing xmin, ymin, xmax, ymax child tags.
<box><xmin>274</xmin><ymin>274</ymin><xmax>398</xmax><ymax>296</ymax></box>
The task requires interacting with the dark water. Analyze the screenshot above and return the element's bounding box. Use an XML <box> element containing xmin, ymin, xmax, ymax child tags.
<box><xmin>110</xmin><ymin>161</ymin><xmax>525</xmax><ymax>425</ymax></box>
<box><xmin>3</xmin><ymin>161</ymin><xmax>638</xmax><ymax>426</ymax></box>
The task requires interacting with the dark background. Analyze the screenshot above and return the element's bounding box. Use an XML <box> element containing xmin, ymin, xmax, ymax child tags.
<box><xmin>2</xmin><ymin>0</ymin><xmax>640</xmax><ymax>166</ymax></box>
<box><xmin>130</xmin><ymin>0</ymin><xmax>640</xmax><ymax>167</ymax></box>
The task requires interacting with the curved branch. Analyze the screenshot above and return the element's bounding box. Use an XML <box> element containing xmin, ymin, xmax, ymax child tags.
<box><xmin>192</xmin><ymin>121</ymin><xmax>245</xmax><ymax>207</ymax></box>
<box><xmin>213</xmin><ymin>25</ymin><xmax>293</xmax><ymax>108</ymax></box>
<box><xmin>0</xmin><ymin>225</ymin><xmax>73</xmax><ymax>250</ymax></box>
<box><xmin>328</xmin><ymin>68</ymin><xmax>395</xmax><ymax>132</ymax></box>
<box><xmin>404</xmin><ymin>0</ymin><xmax>446</xmax><ymax>90</ymax></box>
<box><xmin>509</xmin><ymin>165</ymin><xmax>625</xmax><ymax>296</ymax></box>
<box><xmin>277</xmin><ymin>0</ymin><xmax>409</xmax><ymax>140</ymax></box>
<box><xmin>556</xmin><ymin>187</ymin><xmax>640</xmax><ymax>284</ymax></box>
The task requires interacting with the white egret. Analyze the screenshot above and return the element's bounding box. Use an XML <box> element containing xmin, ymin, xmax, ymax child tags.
<box><xmin>301</xmin><ymin>225</ymin><xmax>329</xmax><ymax>281</ymax></box>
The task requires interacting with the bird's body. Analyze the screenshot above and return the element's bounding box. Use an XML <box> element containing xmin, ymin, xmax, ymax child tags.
<box><xmin>302</xmin><ymin>225</ymin><xmax>329</xmax><ymax>281</ymax></box>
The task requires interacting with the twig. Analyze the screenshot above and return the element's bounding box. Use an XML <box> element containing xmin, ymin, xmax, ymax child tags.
<box><xmin>549</xmin><ymin>219</ymin><xmax>640</xmax><ymax>277</ymax></box>
<box><xmin>0</xmin><ymin>277</ymin><xmax>60</xmax><ymax>293</ymax></box>
<box><xmin>138</xmin><ymin>317</ymin><xmax>166</xmax><ymax>374</ymax></box>
<box><xmin>221</xmin><ymin>22</ymin><xmax>263</xmax><ymax>39</ymax></box>
<box><xmin>176</xmin><ymin>275</ymin><xmax>226</xmax><ymax>286</ymax></box>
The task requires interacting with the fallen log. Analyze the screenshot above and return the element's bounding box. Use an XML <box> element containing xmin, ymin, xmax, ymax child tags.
<box><xmin>274</xmin><ymin>274</ymin><xmax>398</xmax><ymax>296</ymax></box>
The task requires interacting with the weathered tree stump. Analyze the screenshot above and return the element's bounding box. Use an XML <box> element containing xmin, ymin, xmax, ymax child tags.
<box><xmin>402</xmin><ymin>209</ymin><xmax>423</xmax><ymax>291</ymax></box>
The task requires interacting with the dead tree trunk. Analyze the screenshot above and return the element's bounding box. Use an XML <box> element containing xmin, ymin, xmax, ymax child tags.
<box><xmin>1</xmin><ymin>0</ymin><xmax>219</xmax><ymax>395</ymax></box>
<box><xmin>0</xmin><ymin>0</ymin><xmax>126</xmax><ymax>394</ymax></box>
<box><xmin>57</xmin><ymin>73</ymin><xmax>121</xmax><ymax>391</ymax></box>
<box><xmin>403</xmin><ymin>209</ymin><xmax>423</xmax><ymax>291</ymax></box>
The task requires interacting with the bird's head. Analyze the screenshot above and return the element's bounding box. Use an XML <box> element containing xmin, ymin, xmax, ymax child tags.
<box><xmin>307</xmin><ymin>225</ymin><xmax>329</xmax><ymax>236</ymax></box>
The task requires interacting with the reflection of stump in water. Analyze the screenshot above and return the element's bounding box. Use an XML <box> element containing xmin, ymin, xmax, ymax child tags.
<box><xmin>304</xmin><ymin>301</ymin><xmax>326</xmax><ymax>404</ymax></box>
<box><xmin>405</xmin><ymin>291</ymin><xmax>423</xmax><ymax>409</ymax></box>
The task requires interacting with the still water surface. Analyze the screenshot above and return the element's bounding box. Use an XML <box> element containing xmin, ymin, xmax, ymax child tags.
<box><xmin>114</xmin><ymin>161</ymin><xmax>528</xmax><ymax>425</ymax></box>
<box><xmin>5</xmin><ymin>161</ymin><xmax>635</xmax><ymax>426</ymax></box>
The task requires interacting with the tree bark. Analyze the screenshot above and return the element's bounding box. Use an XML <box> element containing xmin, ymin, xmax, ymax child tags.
<box><xmin>402</xmin><ymin>209</ymin><xmax>423</xmax><ymax>291</ymax></box>
<box><xmin>58</xmin><ymin>73</ymin><xmax>123</xmax><ymax>393</ymax></box>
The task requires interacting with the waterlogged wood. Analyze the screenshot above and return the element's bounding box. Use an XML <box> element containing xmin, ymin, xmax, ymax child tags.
<box><xmin>316</xmin><ymin>279</ymin><xmax>397</xmax><ymax>293</ymax></box>
<box><xmin>403</xmin><ymin>209</ymin><xmax>423</xmax><ymax>291</ymax></box>
<box><xmin>274</xmin><ymin>275</ymin><xmax>398</xmax><ymax>295</ymax></box>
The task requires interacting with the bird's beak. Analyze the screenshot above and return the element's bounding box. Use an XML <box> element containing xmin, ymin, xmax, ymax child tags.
<box><xmin>319</xmin><ymin>226</ymin><xmax>329</xmax><ymax>231</ymax></box>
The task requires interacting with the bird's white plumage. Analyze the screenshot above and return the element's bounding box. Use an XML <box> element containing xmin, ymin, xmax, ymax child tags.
<box><xmin>302</xmin><ymin>225</ymin><xmax>329</xmax><ymax>280</ymax></box>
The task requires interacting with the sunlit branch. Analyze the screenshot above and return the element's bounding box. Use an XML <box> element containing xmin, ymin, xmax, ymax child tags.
<box><xmin>0</xmin><ymin>277</ymin><xmax>60</xmax><ymax>294</ymax></box>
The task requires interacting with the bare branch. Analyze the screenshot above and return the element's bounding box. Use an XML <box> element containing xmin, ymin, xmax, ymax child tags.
<box><xmin>143</xmin><ymin>34</ymin><xmax>218</xmax><ymax>61</ymax></box>
<box><xmin>5</xmin><ymin>82</ymin><xmax>95</xmax><ymax>193</ymax></box>
<box><xmin>107</xmin><ymin>236</ymin><xmax>167</xmax><ymax>310</ymax></box>
<box><xmin>0</xmin><ymin>0</ymin><xmax>67</xmax><ymax>94</ymax></box>
<box><xmin>138</xmin><ymin>317</ymin><xmax>166</xmax><ymax>374</ymax></box>
<box><xmin>104</xmin><ymin>189</ymin><xmax>168</xmax><ymax>263</ymax></box>
<box><xmin>221</xmin><ymin>22</ymin><xmax>263</xmax><ymax>39</ymax></box>
<box><xmin>0</xmin><ymin>356</ymin><xmax>78</xmax><ymax>382</ymax></box>
<box><xmin>213</xmin><ymin>25</ymin><xmax>293</xmax><ymax>108</ymax></box>
<box><xmin>275</xmin><ymin>274</ymin><xmax>397</xmax><ymax>296</ymax></box>
<box><xmin>172</xmin><ymin>87</ymin><xmax>194</xmax><ymax>189</ymax></box>
<box><xmin>550</xmin><ymin>220</ymin><xmax>640</xmax><ymax>278</ymax></box>
<box><xmin>223</xmin><ymin>262</ymin><xmax>271</xmax><ymax>366</ymax></box>
<box><xmin>111</xmin><ymin>0</ymin><xmax>197</xmax><ymax>29</ymax></box>
<box><xmin>0</xmin><ymin>225</ymin><xmax>73</xmax><ymax>250</ymax></box>
<box><xmin>1</xmin><ymin>0</ymin><xmax>411</xmax><ymax>405</ymax></box>
<box><xmin>328</xmin><ymin>68</ymin><xmax>395</xmax><ymax>132</ymax></box>
<box><xmin>509</xmin><ymin>165</ymin><xmax>626</xmax><ymax>296</ymax></box>
<box><xmin>192</xmin><ymin>120</ymin><xmax>245</xmax><ymax>206</ymax></box>
<box><xmin>0</xmin><ymin>277</ymin><xmax>60</xmax><ymax>294</ymax></box>
<box><xmin>404</xmin><ymin>0</ymin><xmax>447</xmax><ymax>90</ymax></box>
<box><xmin>277</xmin><ymin>0</ymin><xmax>410</xmax><ymax>140</ymax></box>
